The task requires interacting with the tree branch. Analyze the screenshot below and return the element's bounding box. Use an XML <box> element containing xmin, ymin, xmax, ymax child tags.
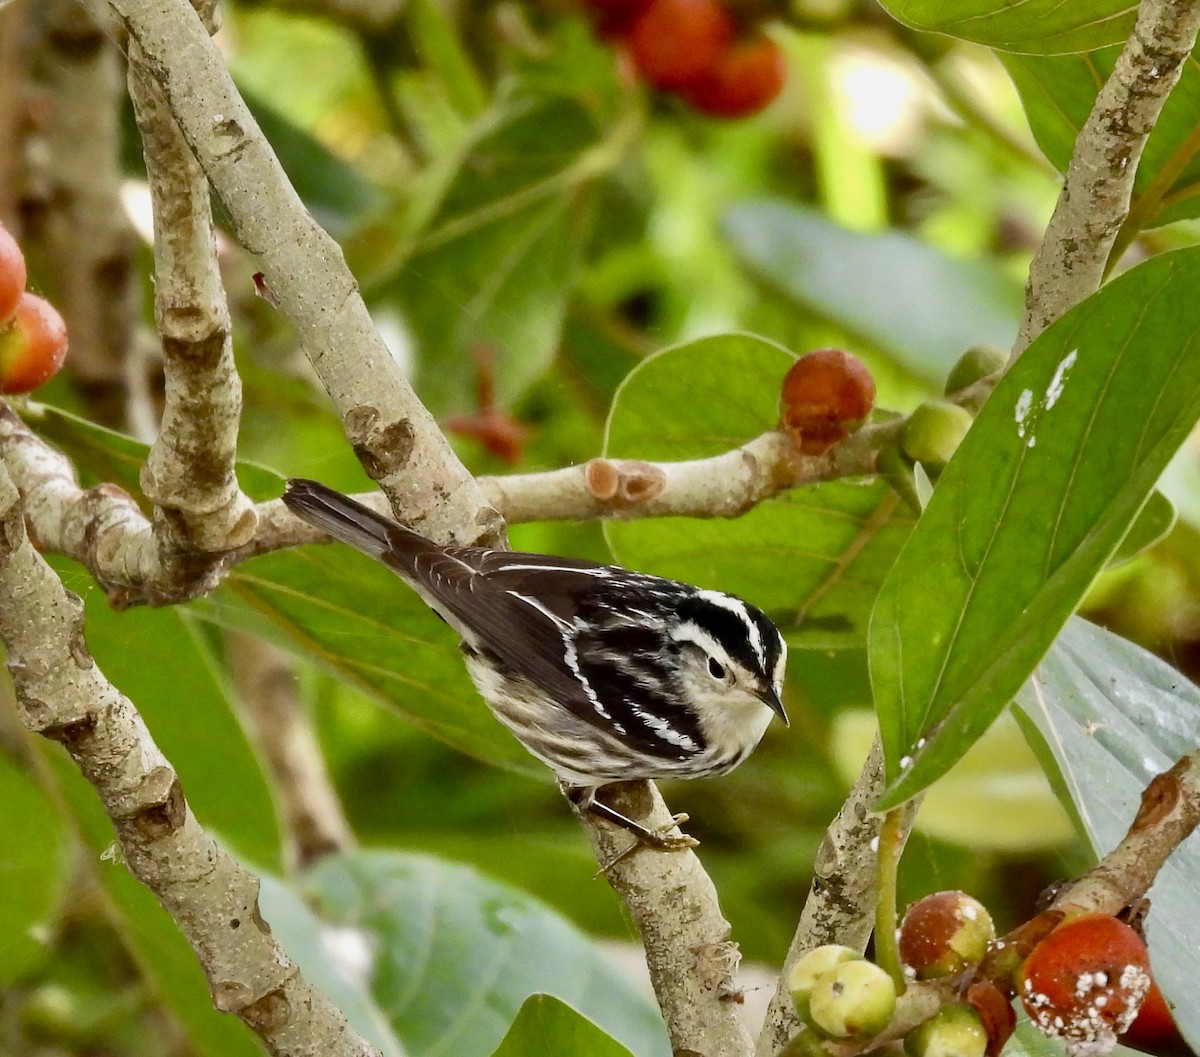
<box><xmin>88</xmin><ymin>0</ymin><xmax>500</xmax><ymax>545</ymax></box>
<box><xmin>1014</xmin><ymin>0</ymin><xmax>1200</xmax><ymax>355</ymax></box>
<box><xmin>128</xmin><ymin>0</ymin><xmax>258</xmax><ymax>557</ymax></box>
<box><xmin>0</xmin><ymin>457</ymin><xmax>381</xmax><ymax>1057</ymax></box>
<box><xmin>576</xmin><ymin>783</ymin><xmax>754</xmax><ymax>1057</ymax></box>
<box><xmin>1053</xmin><ymin>750</ymin><xmax>1200</xmax><ymax>917</ymax></box>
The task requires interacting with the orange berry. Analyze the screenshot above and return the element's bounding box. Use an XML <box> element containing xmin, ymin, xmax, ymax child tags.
<box><xmin>0</xmin><ymin>292</ymin><xmax>69</xmax><ymax>394</ymax></box>
<box><xmin>780</xmin><ymin>348</ymin><xmax>875</xmax><ymax>454</ymax></box>
<box><xmin>1019</xmin><ymin>913</ymin><xmax>1153</xmax><ymax>1055</ymax></box>
<box><xmin>628</xmin><ymin>0</ymin><xmax>734</xmax><ymax>91</ymax></box>
<box><xmin>683</xmin><ymin>33</ymin><xmax>786</xmax><ymax>118</ymax></box>
<box><xmin>0</xmin><ymin>223</ymin><xmax>27</xmax><ymax>325</ymax></box>
<box><xmin>1121</xmin><ymin>980</ymin><xmax>1185</xmax><ymax>1054</ymax></box>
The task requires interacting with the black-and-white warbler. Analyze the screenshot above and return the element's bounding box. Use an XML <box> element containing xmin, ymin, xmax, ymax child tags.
<box><xmin>283</xmin><ymin>478</ymin><xmax>788</xmax><ymax>846</ymax></box>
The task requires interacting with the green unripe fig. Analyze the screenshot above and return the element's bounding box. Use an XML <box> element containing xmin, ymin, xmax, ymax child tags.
<box><xmin>905</xmin><ymin>1004</ymin><xmax>988</xmax><ymax>1057</ymax></box>
<box><xmin>901</xmin><ymin>401</ymin><xmax>974</xmax><ymax>469</ymax></box>
<box><xmin>788</xmin><ymin>945</ymin><xmax>861</xmax><ymax>1022</ymax></box>
<box><xmin>807</xmin><ymin>958</ymin><xmax>897</xmax><ymax>1039</ymax></box>
<box><xmin>944</xmin><ymin>343</ymin><xmax>1006</xmax><ymax>396</ymax></box>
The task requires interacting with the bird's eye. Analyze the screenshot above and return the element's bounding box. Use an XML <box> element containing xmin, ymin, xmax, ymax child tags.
<box><xmin>707</xmin><ymin>657</ymin><xmax>727</xmax><ymax>680</ymax></box>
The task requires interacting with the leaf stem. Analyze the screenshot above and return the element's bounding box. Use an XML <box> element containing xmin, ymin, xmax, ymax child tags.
<box><xmin>874</xmin><ymin>806</ymin><xmax>907</xmax><ymax>991</ymax></box>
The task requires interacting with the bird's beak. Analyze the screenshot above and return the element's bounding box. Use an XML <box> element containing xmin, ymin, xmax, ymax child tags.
<box><xmin>759</xmin><ymin>686</ymin><xmax>789</xmax><ymax>727</ymax></box>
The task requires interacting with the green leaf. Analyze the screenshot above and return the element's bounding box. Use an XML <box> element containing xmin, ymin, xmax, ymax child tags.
<box><xmin>878</xmin><ymin>0</ymin><xmax>1134</xmax><ymax>54</ymax></box>
<box><xmin>0</xmin><ymin>749</ymin><xmax>70</xmax><ymax>984</ymax></box>
<box><xmin>1109</xmin><ymin>489</ymin><xmax>1176</xmax><ymax>568</ymax></box>
<box><xmin>870</xmin><ymin>249</ymin><xmax>1200</xmax><ymax>807</ymax></box>
<box><xmin>257</xmin><ymin>875</ymin><xmax>408</xmax><ymax>1057</ymax></box>
<box><xmin>490</xmin><ymin>995</ymin><xmax>634</xmax><ymax>1057</ymax></box>
<box><xmin>50</xmin><ymin>560</ymin><xmax>284</xmax><ymax>871</ymax></box>
<box><xmin>604</xmin><ymin>334</ymin><xmax>915</xmax><ymax>652</ymax></box>
<box><xmin>301</xmin><ymin>850</ymin><xmax>670</xmax><ymax>1057</ymax></box>
<box><xmin>1004</xmin><ymin>49</ymin><xmax>1200</xmax><ymax>230</ymax></box>
<box><xmin>723</xmin><ymin>202</ymin><xmax>1022</xmax><ymax>385</ymax></box>
<box><xmin>42</xmin><ymin>747</ymin><xmax>263</xmax><ymax>1057</ymax></box>
<box><xmin>1016</xmin><ymin>619</ymin><xmax>1200</xmax><ymax>1048</ymax></box>
<box><xmin>391</xmin><ymin>90</ymin><xmax>603</xmax><ymax>415</ymax></box>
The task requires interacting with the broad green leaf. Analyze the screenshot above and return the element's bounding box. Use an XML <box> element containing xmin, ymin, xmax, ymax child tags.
<box><xmin>1016</xmin><ymin>619</ymin><xmax>1200</xmax><ymax>1048</ymax></box>
<box><xmin>52</xmin><ymin>561</ymin><xmax>284</xmax><ymax>871</ymax></box>
<box><xmin>391</xmin><ymin>90</ymin><xmax>603</xmax><ymax>415</ymax></box>
<box><xmin>302</xmin><ymin>850</ymin><xmax>670</xmax><ymax>1057</ymax></box>
<box><xmin>1110</xmin><ymin>490</ymin><xmax>1176</xmax><ymax>568</ymax></box>
<box><xmin>723</xmin><ymin>202</ymin><xmax>1022</xmax><ymax>385</ymax></box>
<box><xmin>490</xmin><ymin>995</ymin><xmax>633</xmax><ymax>1057</ymax></box>
<box><xmin>42</xmin><ymin>747</ymin><xmax>263</xmax><ymax>1057</ymax></box>
<box><xmin>257</xmin><ymin>875</ymin><xmax>408</xmax><ymax>1057</ymax></box>
<box><xmin>604</xmin><ymin>334</ymin><xmax>915</xmax><ymax>652</ymax></box>
<box><xmin>870</xmin><ymin>249</ymin><xmax>1200</xmax><ymax>807</ymax></box>
<box><xmin>878</xmin><ymin>0</ymin><xmax>1134</xmax><ymax>54</ymax></box>
<box><xmin>1004</xmin><ymin>50</ymin><xmax>1200</xmax><ymax>230</ymax></box>
<box><xmin>0</xmin><ymin>747</ymin><xmax>70</xmax><ymax>984</ymax></box>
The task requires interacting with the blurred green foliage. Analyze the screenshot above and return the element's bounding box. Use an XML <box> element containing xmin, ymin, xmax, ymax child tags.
<box><xmin>6</xmin><ymin>0</ymin><xmax>1200</xmax><ymax>1054</ymax></box>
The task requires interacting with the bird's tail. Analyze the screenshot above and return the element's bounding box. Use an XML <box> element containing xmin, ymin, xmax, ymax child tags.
<box><xmin>283</xmin><ymin>478</ymin><xmax>400</xmax><ymax>560</ymax></box>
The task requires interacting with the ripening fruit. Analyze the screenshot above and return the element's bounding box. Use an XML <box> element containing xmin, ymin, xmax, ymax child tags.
<box><xmin>683</xmin><ymin>34</ymin><xmax>787</xmax><ymax>118</ymax></box>
<box><xmin>944</xmin><ymin>343</ymin><xmax>1006</xmax><ymax>396</ymax></box>
<box><xmin>806</xmin><ymin>958</ymin><xmax>897</xmax><ymax>1040</ymax></box>
<box><xmin>628</xmin><ymin>0</ymin><xmax>734</xmax><ymax>91</ymax></box>
<box><xmin>787</xmin><ymin>945</ymin><xmax>860</xmax><ymax>1022</ymax></box>
<box><xmin>0</xmin><ymin>292</ymin><xmax>69</xmax><ymax>394</ymax></box>
<box><xmin>780</xmin><ymin>348</ymin><xmax>876</xmax><ymax>454</ymax></box>
<box><xmin>899</xmin><ymin>891</ymin><xmax>996</xmax><ymax>980</ymax></box>
<box><xmin>901</xmin><ymin>400</ymin><xmax>973</xmax><ymax>469</ymax></box>
<box><xmin>1019</xmin><ymin>912</ymin><xmax>1153</xmax><ymax>1056</ymax></box>
<box><xmin>0</xmin><ymin>223</ymin><xmax>27</xmax><ymax>325</ymax></box>
<box><xmin>904</xmin><ymin>1003</ymin><xmax>988</xmax><ymax>1057</ymax></box>
<box><xmin>1121</xmin><ymin>980</ymin><xmax>1184</xmax><ymax>1053</ymax></box>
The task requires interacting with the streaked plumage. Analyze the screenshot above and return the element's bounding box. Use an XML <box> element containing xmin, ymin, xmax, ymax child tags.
<box><xmin>282</xmin><ymin>478</ymin><xmax>788</xmax><ymax>841</ymax></box>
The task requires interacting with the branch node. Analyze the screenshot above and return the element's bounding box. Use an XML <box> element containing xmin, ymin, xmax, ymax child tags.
<box><xmin>127</xmin><ymin>768</ymin><xmax>187</xmax><ymax>837</ymax></box>
<box><xmin>241</xmin><ymin>987</ymin><xmax>292</xmax><ymax>1031</ymax></box>
<box><xmin>346</xmin><ymin>405</ymin><xmax>415</xmax><ymax>482</ymax></box>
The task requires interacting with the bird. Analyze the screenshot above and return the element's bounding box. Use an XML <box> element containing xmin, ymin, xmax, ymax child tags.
<box><xmin>282</xmin><ymin>478</ymin><xmax>788</xmax><ymax>848</ymax></box>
